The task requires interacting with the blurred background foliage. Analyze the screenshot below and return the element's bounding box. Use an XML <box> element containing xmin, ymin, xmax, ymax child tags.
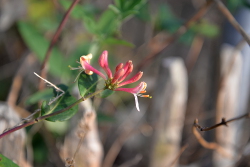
<box><xmin>1</xmin><ymin>0</ymin><xmax>250</xmax><ymax>166</ymax></box>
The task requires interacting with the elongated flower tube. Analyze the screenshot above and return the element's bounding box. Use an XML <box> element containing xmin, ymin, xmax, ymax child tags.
<box><xmin>80</xmin><ymin>54</ymin><xmax>106</xmax><ymax>79</ymax></box>
<box><xmin>79</xmin><ymin>50</ymin><xmax>151</xmax><ymax>111</ymax></box>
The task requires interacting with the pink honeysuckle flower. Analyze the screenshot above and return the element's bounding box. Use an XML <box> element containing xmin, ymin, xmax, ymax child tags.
<box><xmin>115</xmin><ymin>82</ymin><xmax>151</xmax><ymax>111</ymax></box>
<box><xmin>79</xmin><ymin>50</ymin><xmax>151</xmax><ymax>111</ymax></box>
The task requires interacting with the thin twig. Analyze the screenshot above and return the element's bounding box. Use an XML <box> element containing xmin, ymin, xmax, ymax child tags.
<box><xmin>136</xmin><ymin>0</ymin><xmax>213</xmax><ymax>70</ymax></box>
<box><xmin>102</xmin><ymin>109</ymin><xmax>147</xmax><ymax>167</ymax></box>
<box><xmin>39</xmin><ymin>0</ymin><xmax>80</xmax><ymax>90</ymax></box>
<box><xmin>34</xmin><ymin>72</ymin><xmax>65</xmax><ymax>105</ymax></box>
<box><xmin>194</xmin><ymin>112</ymin><xmax>250</xmax><ymax>131</ymax></box>
<box><xmin>168</xmin><ymin>144</ymin><xmax>188</xmax><ymax>167</ymax></box>
<box><xmin>102</xmin><ymin>129</ymin><xmax>137</xmax><ymax>167</ymax></box>
<box><xmin>35</xmin><ymin>72</ymin><xmax>64</xmax><ymax>93</ymax></box>
<box><xmin>72</xmin><ymin>113</ymin><xmax>91</xmax><ymax>160</ymax></box>
<box><xmin>185</xmin><ymin>36</ymin><xmax>204</xmax><ymax>73</ymax></box>
<box><xmin>118</xmin><ymin>154</ymin><xmax>143</xmax><ymax>167</ymax></box>
<box><xmin>192</xmin><ymin>121</ymin><xmax>233</xmax><ymax>158</ymax></box>
<box><xmin>214</xmin><ymin>0</ymin><xmax>250</xmax><ymax>45</ymax></box>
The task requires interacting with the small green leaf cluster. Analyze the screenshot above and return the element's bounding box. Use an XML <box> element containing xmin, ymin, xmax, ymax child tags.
<box><xmin>35</xmin><ymin>72</ymin><xmax>113</xmax><ymax>123</ymax></box>
<box><xmin>59</xmin><ymin>0</ymin><xmax>145</xmax><ymax>47</ymax></box>
<box><xmin>227</xmin><ymin>0</ymin><xmax>250</xmax><ymax>12</ymax></box>
<box><xmin>153</xmin><ymin>4</ymin><xmax>220</xmax><ymax>44</ymax></box>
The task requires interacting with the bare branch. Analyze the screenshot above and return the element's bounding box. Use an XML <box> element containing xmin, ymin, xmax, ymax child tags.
<box><xmin>194</xmin><ymin>112</ymin><xmax>250</xmax><ymax>131</ymax></box>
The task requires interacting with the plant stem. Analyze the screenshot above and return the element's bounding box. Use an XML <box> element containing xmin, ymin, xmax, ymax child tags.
<box><xmin>0</xmin><ymin>88</ymin><xmax>105</xmax><ymax>139</ymax></box>
<box><xmin>39</xmin><ymin>0</ymin><xmax>80</xmax><ymax>90</ymax></box>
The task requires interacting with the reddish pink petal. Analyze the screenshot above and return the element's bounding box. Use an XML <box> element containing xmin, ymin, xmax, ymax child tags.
<box><xmin>98</xmin><ymin>50</ymin><xmax>113</xmax><ymax>78</ymax></box>
<box><xmin>112</xmin><ymin>69</ymin><xmax>125</xmax><ymax>84</ymax></box>
<box><xmin>122</xmin><ymin>61</ymin><xmax>131</xmax><ymax>73</ymax></box>
<box><xmin>115</xmin><ymin>63</ymin><xmax>123</xmax><ymax>72</ymax></box>
<box><xmin>115</xmin><ymin>82</ymin><xmax>145</xmax><ymax>94</ymax></box>
<box><xmin>118</xmin><ymin>71</ymin><xmax>143</xmax><ymax>87</ymax></box>
<box><xmin>118</xmin><ymin>61</ymin><xmax>133</xmax><ymax>83</ymax></box>
<box><xmin>81</xmin><ymin>60</ymin><xmax>106</xmax><ymax>79</ymax></box>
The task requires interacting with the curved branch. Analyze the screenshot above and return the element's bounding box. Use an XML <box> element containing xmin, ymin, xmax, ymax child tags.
<box><xmin>192</xmin><ymin>121</ymin><xmax>233</xmax><ymax>159</ymax></box>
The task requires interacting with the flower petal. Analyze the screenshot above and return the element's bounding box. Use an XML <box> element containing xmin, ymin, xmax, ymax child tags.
<box><xmin>112</xmin><ymin>69</ymin><xmax>125</xmax><ymax>84</ymax></box>
<box><xmin>115</xmin><ymin>63</ymin><xmax>123</xmax><ymax>72</ymax></box>
<box><xmin>99</xmin><ymin>50</ymin><xmax>113</xmax><ymax>78</ymax></box>
<box><xmin>118</xmin><ymin>71</ymin><xmax>143</xmax><ymax>87</ymax></box>
<box><xmin>115</xmin><ymin>81</ymin><xmax>145</xmax><ymax>94</ymax></box>
<box><xmin>118</xmin><ymin>61</ymin><xmax>133</xmax><ymax>83</ymax></box>
<box><xmin>80</xmin><ymin>58</ymin><xmax>106</xmax><ymax>79</ymax></box>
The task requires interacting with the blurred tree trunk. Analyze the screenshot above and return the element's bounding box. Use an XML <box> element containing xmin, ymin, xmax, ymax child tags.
<box><xmin>214</xmin><ymin>7</ymin><xmax>250</xmax><ymax>167</ymax></box>
<box><xmin>149</xmin><ymin>57</ymin><xmax>187</xmax><ymax>167</ymax></box>
<box><xmin>214</xmin><ymin>44</ymin><xmax>242</xmax><ymax>166</ymax></box>
<box><xmin>0</xmin><ymin>102</ymin><xmax>30</xmax><ymax>167</ymax></box>
<box><xmin>61</xmin><ymin>99</ymin><xmax>103</xmax><ymax>167</ymax></box>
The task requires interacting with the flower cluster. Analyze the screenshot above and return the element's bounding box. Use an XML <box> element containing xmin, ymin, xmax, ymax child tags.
<box><xmin>79</xmin><ymin>50</ymin><xmax>151</xmax><ymax>111</ymax></box>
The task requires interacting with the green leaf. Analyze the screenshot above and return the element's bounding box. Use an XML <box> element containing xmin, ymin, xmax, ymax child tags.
<box><xmin>192</xmin><ymin>22</ymin><xmax>219</xmax><ymax>38</ymax></box>
<box><xmin>59</xmin><ymin>0</ymin><xmax>98</xmax><ymax>34</ymax></box>
<box><xmin>124</xmin><ymin>0</ymin><xmax>146</xmax><ymax>11</ymax></box>
<box><xmin>0</xmin><ymin>154</ymin><xmax>19</xmax><ymax>167</ymax></box>
<box><xmin>99</xmin><ymin>89</ymin><xmax>114</xmax><ymax>98</ymax></box>
<box><xmin>25</xmin><ymin>89</ymin><xmax>54</xmax><ymax>106</ymax></box>
<box><xmin>41</xmin><ymin>84</ymin><xmax>78</xmax><ymax>122</ymax></box>
<box><xmin>155</xmin><ymin>4</ymin><xmax>181</xmax><ymax>32</ymax></box>
<box><xmin>83</xmin><ymin>17</ymin><xmax>98</xmax><ymax>35</ymax></box>
<box><xmin>59</xmin><ymin>0</ymin><xmax>97</xmax><ymax>19</ymax></box>
<box><xmin>44</xmin><ymin>121</ymin><xmax>68</xmax><ymax>135</ymax></box>
<box><xmin>135</xmin><ymin>3</ymin><xmax>150</xmax><ymax>21</ymax></box>
<box><xmin>115</xmin><ymin>0</ymin><xmax>147</xmax><ymax>19</ymax></box>
<box><xmin>59</xmin><ymin>0</ymin><xmax>86</xmax><ymax>19</ymax></box>
<box><xmin>108</xmin><ymin>5</ymin><xmax>121</xmax><ymax>14</ymax></box>
<box><xmin>102</xmin><ymin>38</ymin><xmax>134</xmax><ymax>47</ymax></box>
<box><xmin>114</xmin><ymin>0</ymin><xmax>123</xmax><ymax>9</ymax></box>
<box><xmin>17</xmin><ymin>22</ymin><xmax>71</xmax><ymax>78</ymax></box>
<box><xmin>78</xmin><ymin>72</ymin><xmax>99</xmax><ymax>97</ymax></box>
<box><xmin>227</xmin><ymin>0</ymin><xmax>243</xmax><ymax>11</ymax></box>
<box><xmin>122</xmin><ymin>10</ymin><xmax>138</xmax><ymax>19</ymax></box>
<box><xmin>96</xmin><ymin>10</ymin><xmax>119</xmax><ymax>37</ymax></box>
